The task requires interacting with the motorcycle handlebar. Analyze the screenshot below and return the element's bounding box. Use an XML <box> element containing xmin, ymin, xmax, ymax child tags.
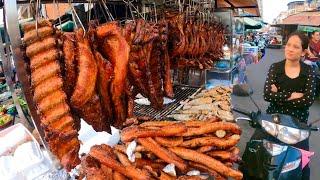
<box><xmin>232</xmin><ymin>107</ymin><xmax>252</xmax><ymax>117</ymax></box>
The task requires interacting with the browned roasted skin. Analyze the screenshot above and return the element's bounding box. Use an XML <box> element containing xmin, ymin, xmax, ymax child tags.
<box><xmin>180</xmin><ymin>135</ymin><xmax>241</xmax><ymax>149</ymax></box>
<box><xmin>121</xmin><ymin>123</ymin><xmax>187</xmax><ymax>142</ymax></box>
<box><xmin>31</xmin><ymin>60</ymin><xmax>61</xmax><ymax>86</ymax></box>
<box><xmin>154</xmin><ymin>137</ymin><xmax>183</xmax><ymax>147</ymax></box>
<box><xmin>44</xmin><ymin>117</ymin><xmax>80</xmax><ymax>171</ymax></box>
<box><xmin>89</xmin><ymin>145</ymin><xmax>151</xmax><ymax>180</ymax></box>
<box><xmin>206</xmin><ymin>150</ymin><xmax>240</xmax><ymax>162</ymax></box>
<box><xmin>159</xmin><ymin>20</ymin><xmax>174</xmax><ymax>98</ymax></box>
<box><xmin>94</xmin><ymin>50</ymin><xmax>113</xmax><ymax>126</ymax></box>
<box><xmin>149</xmin><ymin>43</ymin><xmax>164</xmax><ymax>108</ymax></box>
<box><xmin>182</xmin><ymin>122</ymin><xmax>242</xmax><ymax>137</ymax></box>
<box><xmin>169</xmin><ymin>147</ymin><xmax>243</xmax><ymax>180</ymax></box>
<box><xmin>41</xmin><ymin>102</ymin><xmax>70</xmax><ymax>125</ymax></box>
<box><xmin>126</xmin><ymin>21</ymin><xmax>150</xmax><ymax>98</ymax></box>
<box><xmin>144</xmin><ymin>41</ymin><xmax>163</xmax><ymax>109</ymax></box>
<box><xmin>134</xmin><ymin>158</ymin><xmax>166</xmax><ymax>171</ymax></box>
<box><xmin>71</xmin><ymin>29</ymin><xmax>98</xmax><ymax>108</ymax></box>
<box><xmin>192</xmin><ymin>25</ymin><xmax>200</xmax><ymax>57</ymax></box>
<box><xmin>186</xmin><ymin>20</ymin><xmax>195</xmax><ymax>56</ymax></box>
<box><xmin>160</xmin><ymin>171</ymin><xmax>175</xmax><ymax>180</ymax></box>
<box><xmin>137</xmin><ymin>137</ymin><xmax>187</xmax><ymax>172</ymax></box>
<box><xmin>23</xmin><ymin>19</ymin><xmax>52</xmax><ymax>32</ymax></box>
<box><xmin>79</xmin><ymin>155</ymin><xmax>113</xmax><ymax>180</ymax></box>
<box><xmin>167</xmin><ymin>14</ymin><xmax>186</xmax><ymax>58</ymax></box>
<box><xmin>23</xmin><ymin>26</ymin><xmax>54</xmax><ymax>45</ymax></box>
<box><xmin>33</xmin><ymin>75</ymin><xmax>63</xmax><ymax>103</ymax></box>
<box><xmin>188</xmin><ymin>161</ymin><xmax>226</xmax><ymax>180</ymax></box>
<box><xmin>43</xmin><ymin>115</ymin><xmax>74</xmax><ymax>131</ymax></box>
<box><xmin>30</xmin><ymin>49</ymin><xmax>60</xmax><ymax>71</ymax></box>
<box><xmin>26</xmin><ymin>36</ymin><xmax>56</xmax><ymax>57</ymax></box>
<box><xmin>177</xmin><ymin>176</ymin><xmax>202</xmax><ymax>180</ymax></box>
<box><xmin>96</xmin><ymin>22</ymin><xmax>130</xmax><ymax>128</ymax></box>
<box><xmin>197</xmin><ymin>145</ymin><xmax>218</xmax><ymax>153</ymax></box>
<box><xmin>114</xmin><ymin>150</ymin><xmax>132</xmax><ymax>167</ymax></box>
<box><xmin>125</xmin><ymin>79</ymin><xmax>134</xmax><ymax>118</ymax></box>
<box><xmin>113</xmin><ymin>172</ymin><xmax>127</xmax><ymax>180</ymax></box>
<box><xmin>128</xmin><ymin>57</ymin><xmax>149</xmax><ymax>97</ymax></box>
<box><xmin>23</xmin><ymin>20</ymin><xmax>80</xmax><ymax>171</ymax></box>
<box><xmin>78</xmin><ymin>94</ymin><xmax>110</xmax><ymax>132</ymax></box>
<box><xmin>62</xmin><ymin>32</ymin><xmax>77</xmax><ymax>97</ymax></box>
<box><xmin>126</xmin><ymin>20</ymin><xmax>168</xmax><ymax>108</ymax></box>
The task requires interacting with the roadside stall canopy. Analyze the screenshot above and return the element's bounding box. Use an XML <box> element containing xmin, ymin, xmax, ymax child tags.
<box><xmin>243</xmin><ymin>17</ymin><xmax>262</xmax><ymax>29</ymax></box>
<box><xmin>215</xmin><ymin>0</ymin><xmax>260</xmax><ymax>17</ymax></box>
<box><xmin>297</xmin><ymin>25</ymin><xmax>320</xmax><ymax>32</ymax></box>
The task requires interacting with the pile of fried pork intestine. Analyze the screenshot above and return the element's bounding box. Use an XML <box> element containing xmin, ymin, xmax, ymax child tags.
<box><xmin>168</xmin><ymin>86</ymin><xmax>234</xmax><ymax>121</ymax></box>
<box><xmin>80</xmin><ymin>120</ymin><xmax>243</xmax><ymax>180</ymax></box>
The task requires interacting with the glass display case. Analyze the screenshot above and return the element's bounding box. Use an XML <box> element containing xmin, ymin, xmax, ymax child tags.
<box><xmin>205</xmin><ymin>10</ymin><xmax>239</xmax><ymax>88</ymax></box>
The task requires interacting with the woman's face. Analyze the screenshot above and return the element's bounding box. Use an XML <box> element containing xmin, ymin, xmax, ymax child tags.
<box><xmin>312</xmin><ymin>32</ymin><xmax>320</xmax><ymax>42</ymax></box>
<box><xmin>285</xmin><ymin>35</ymin><xmax>304</xmax><ymax>62</ymax></box>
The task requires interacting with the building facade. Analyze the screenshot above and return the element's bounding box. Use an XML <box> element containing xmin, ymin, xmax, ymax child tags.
<box><xmin>274</xmin><ymin>0</ymin><xmax>319</xmax><ymax>24</ymax></box>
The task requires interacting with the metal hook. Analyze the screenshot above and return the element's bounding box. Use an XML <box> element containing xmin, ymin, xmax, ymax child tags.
<box><xmin>68</xmin><ymin>0</ymin><xmax>85</xmax><ymax>35</ymax></box>
<box><xmin>97</xmin><ymin>0</ymin><xmax>108</xmax><ymax>22</ymax></box>
<box><xmin>87</xmin><ymin>0</ymin><xmax>92</xmax><ymax>23</ymax></box>
<box><xmin>35</xmin><ymin>0</ymin><xmax>40</xmax><ymax>37</ymax></box>
<box><xmin>53</xmin><ymin>0</ymin><xmax>62</xmax><ymax>29</ymax></box>
<box><xmin>122</xmin><ymin>0</ymin><xmax>144</xmax><ymax>20</ymax></box>
<box><xmin>123</xmin><ymin>0</ymin><xmax>135</xmax><ymax>21</ymax></box>
<box><xmin>101</xmin><ymin>0</ymin><xmax>114</xmax><ymax>21</ymax></box>
<box><xmin>153</xmin><ymin>2</ymin><xmax>157</xmax><ymax>23</ymax></box>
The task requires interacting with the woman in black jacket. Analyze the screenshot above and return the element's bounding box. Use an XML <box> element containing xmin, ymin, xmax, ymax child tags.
<box><xmin>264</xmin><ymin>32</ymin><xmax>317</xmax><ymax>180</ymax></box>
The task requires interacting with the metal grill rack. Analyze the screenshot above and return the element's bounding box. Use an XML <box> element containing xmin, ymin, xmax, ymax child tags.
<box><xmin>134</xmin><ymin>85</ymin><xmax>202</xmax><ymax>119</ymax></box>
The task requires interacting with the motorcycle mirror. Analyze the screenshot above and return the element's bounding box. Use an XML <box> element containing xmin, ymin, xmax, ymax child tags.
<box><xmin>232</xmin><ymin>83</ymin><xmax>253</xmax><ymax>97</ymax></box>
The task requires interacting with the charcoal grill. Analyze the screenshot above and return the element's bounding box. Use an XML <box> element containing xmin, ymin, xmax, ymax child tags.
<box><xmin>134</xmin><ymin>85</ymin><xmax>202</xmax><ymax>119</ymax></box>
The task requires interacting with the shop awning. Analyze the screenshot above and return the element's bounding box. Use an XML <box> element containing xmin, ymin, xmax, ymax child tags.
<box><xmin>244</xmin><ymin>18</ymin><xmax>262</xmax><ymax>29</ymax></box>
<box><xmin>243</xmin><ymin>17</ymin><xmax>260</xmax><ymax>27</ymax></box>
<box><xmin>297</xmin><ymin>25</ymin><xmax>320</xmax><ymax>32</ymax></box>
<box><xmin>215</xmin><ymin>0</ymin><xmax>260</xmax><ymax>17</ymax></box>
<box><xmin>275</xmin><ymin>11</ymin><xmax>320</xmax><ymax>27</ymax></box>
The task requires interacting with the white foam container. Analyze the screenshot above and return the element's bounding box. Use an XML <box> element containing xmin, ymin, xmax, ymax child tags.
<box><xmin>0</xmin><ymin>123</ymin><xmax>50</xmax><ymax>179</ymax></box>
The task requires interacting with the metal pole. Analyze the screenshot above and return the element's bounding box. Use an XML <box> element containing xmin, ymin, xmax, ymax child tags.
<box><xmin>3</xmin><ymin>0</ymin><xmax>64</xmax><ymax>172</ymax></box>
<box><xmin>3</xmin><ymin>0</ymin><xmax>48</xmax><ymax>146</ymax></box>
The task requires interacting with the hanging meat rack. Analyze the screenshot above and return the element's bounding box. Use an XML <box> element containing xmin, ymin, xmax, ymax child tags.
<box><xmin>1</xmin><ymin>0</ymin><xmax>224</xmax><ymax>127</ymax></box>
<box><xmin>0</xmin><ymin>0</ymin><xmax>225</xmax><ymax>174</ymax></box>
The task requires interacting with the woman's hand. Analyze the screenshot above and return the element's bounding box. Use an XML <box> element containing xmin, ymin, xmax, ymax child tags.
<box><xmin>288</xmin><ymin>92</ymin><xmax>304</xmax><ymax>101</ymax></box>
<box><xmin>271</xmin><ymin>84</ymin><xmax>278</xmax><ymax>92</ymax></box>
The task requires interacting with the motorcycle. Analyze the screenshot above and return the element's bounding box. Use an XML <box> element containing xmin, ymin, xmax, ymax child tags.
<box><xmin>232</xmin><ymin>84</ymin><xmax>319</xmax><ymax>179</ymax></box>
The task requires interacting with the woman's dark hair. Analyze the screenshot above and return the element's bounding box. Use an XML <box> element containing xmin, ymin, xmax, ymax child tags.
<box><xmin>287</xmin><ymin>31</ymin><xmax>309</xmax><ymax>50</ymax></box>
<box><xmin>311</xmin><ymin>30</ymin><xmax>319</xmax><ymax>35</ymax></box>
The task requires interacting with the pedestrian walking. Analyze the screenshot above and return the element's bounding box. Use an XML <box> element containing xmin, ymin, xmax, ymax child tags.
<box><xmin>305</xmin><ymin>31</ymin><xmax>320</xmax><ymax>68</ymax></box>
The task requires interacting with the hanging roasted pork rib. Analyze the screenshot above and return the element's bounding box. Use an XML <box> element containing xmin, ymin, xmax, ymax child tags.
<box><xmin>23</xmin><ymin>20</ymin><xmax>80</xmax><ymax>171</ymax></box>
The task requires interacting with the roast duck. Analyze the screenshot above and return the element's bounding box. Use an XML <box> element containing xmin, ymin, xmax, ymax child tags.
<box><xmin>166</xmin><ymin>13</ymin><xmax>225</xmax><ymax>70</ymax></box>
